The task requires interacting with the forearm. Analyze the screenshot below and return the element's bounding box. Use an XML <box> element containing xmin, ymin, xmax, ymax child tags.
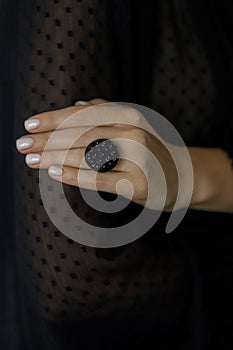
<box><xmin>189</xmin><ymin>147</ymin><xmax>233</xmax><ymax>213</ymax></box>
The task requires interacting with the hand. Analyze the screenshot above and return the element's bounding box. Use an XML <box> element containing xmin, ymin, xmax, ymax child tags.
<box><xmin>16</xmin><ymin>99</ymin><xmax>182</xmax><ymax>212</ymax></box>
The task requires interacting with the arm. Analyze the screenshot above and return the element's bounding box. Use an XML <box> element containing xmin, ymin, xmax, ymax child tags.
<box><xmin>189</xmin><ymin>147</ymin><xmax>233</xmax><ymax>213</ymax></box>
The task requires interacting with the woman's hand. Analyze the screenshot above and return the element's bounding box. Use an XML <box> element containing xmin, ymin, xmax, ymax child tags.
<box><xmin>16</xmin><ymin>99</ymin><xmax>184</xmax><ymax>212</ymax></box>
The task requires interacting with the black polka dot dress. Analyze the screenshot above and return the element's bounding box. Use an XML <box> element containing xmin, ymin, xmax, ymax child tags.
<box><xmin>151</xmin><ymin>1</ymin><xmax>216</xmax><ymax>145</ymax></box>
<box><xmin>13</xmin><ymin>0</ymin><xmax>232</xmax><ymax>348</ymax></box>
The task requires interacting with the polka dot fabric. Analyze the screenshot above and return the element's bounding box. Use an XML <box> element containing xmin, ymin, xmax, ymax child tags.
<box><xmin>14</xmin><ymin>0</ymin><xmax>209</xmax><ymax>329</ymax></box>
<box><xmin>151</xmin><ymin>0</ymin><xmax>216</xmax><ymax>145</ymax></box>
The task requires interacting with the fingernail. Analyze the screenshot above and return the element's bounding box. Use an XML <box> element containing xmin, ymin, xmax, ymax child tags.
<box><xmin>16</xmin><ymin>137</ymin><xmax>34</xmax><ymax>151</ymax></box>
<box><xmin>74</xmin><ymin>100</ymin><xmax>90</xmax><ymax>106</ymax></box>
<box><xmin>25</xmin><ymin>153</ymin><xmax>41</xmax><ymax>165</ymax></box>
<box><xmin>48</xmin><ymin>166</ymin><xmax>63</xmax><ymax>176</ymax></box>
<box><xmin>24</xmin><ymin>118</ymin><xmax>41</xmax><ymax>131</ymax></box>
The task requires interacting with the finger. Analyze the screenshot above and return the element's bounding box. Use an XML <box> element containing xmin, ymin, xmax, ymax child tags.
<box><xmin>24</xmin><ymin>102</ymin><xmax>109</xmax><ymax>133</ymax></box>
<box><xmin>24</xmin><ymin>105</ymin><xmax>88</xmax><ymax>133</ymax></box>
<box><xmin>25</xmin><ymin>149</ymin><xmax>128</xmax><ymax>172</ymax></box>
<box><xmin>74</xmin><ymin>99</ymin><xmax>108</xmax><ymax>106</ymax></box>
<box><xmin>16</xmin><ymin>126</ymin><xmax>130</xmax><ymax>153</ymax></box>
<box><xmin>48</xmin><ymin>166</ymin><xmax>126</xmax><ymax>194</ymax></box>
<box><xmin>25</xmin><ymin>149</ymin><xmax>85</xmax><ymax>169</ymax></box>
<box><xmin>88</xmin><ymin>98</ymin><xmax>108</xmax><ymax>105</ymax></box>
<box><xmin>74</xmin><ymin>100</ymin><xmax>92</xmax><ymax>106</ymax></box>
<box><xmin>23</xmin><ymin>103</ymin><xmax>146</xmax><ymax>134</ymax></box>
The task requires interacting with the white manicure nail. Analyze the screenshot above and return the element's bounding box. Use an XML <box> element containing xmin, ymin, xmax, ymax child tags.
<box><xmin>16</xmin><ymin>137</ymin><xmax>34</xmax><ymax>150</ymax></box>
<box><xmin>74</xmin><ymin>100</ymin><xmax>91</xmax><ymax>106</ymax></box>
<box><xmin>25</xmin><ymin>153</ymin><xmax>41</xmax><ymax>165</ymax></box>
<box><xmin>48</xmin><ymin>166</ymin><xmax>63</xmax><ymax>176</ymax></box>
<box><xmin>24</xmin><ymin>118</ymin><xmax>41</xmax><ymax>131</ymax></box>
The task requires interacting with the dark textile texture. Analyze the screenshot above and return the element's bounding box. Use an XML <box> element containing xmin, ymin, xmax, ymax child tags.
<box><xmin>0</xmin><ymin>1</ymin><xmax>233</xmax><ymax>350</ymax></box>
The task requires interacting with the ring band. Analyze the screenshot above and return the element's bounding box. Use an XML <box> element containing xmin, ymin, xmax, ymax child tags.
<box><xmin>85</xmin><ymin>138</ymin><xmax>119</xmax><ymax>172</ymax></box>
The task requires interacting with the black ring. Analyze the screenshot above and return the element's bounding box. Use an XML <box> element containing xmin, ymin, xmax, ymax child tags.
<box><xmin>85</xmin><ymin>138</ymin><xmax>119</xmax><ymax>172</ymax></box>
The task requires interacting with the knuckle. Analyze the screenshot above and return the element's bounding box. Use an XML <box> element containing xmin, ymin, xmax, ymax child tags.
<box><xmin>96</xmin><ymin>173</ymin><xmax>110</xmax><ymax>191</ymax></box>
<box><xmin>126</xmin><ymin>106</ymin><xmax>144</xmax><ymax>126</ymax></box>
<box><xmin>115</xmin><ymin>105</ymin><xmax>143</xmax><ymax>127</ymax></box>
<box><xmin>40</xmin><ymin>113</ymin><xmax>52</xmax><ymax>129</ymax></box>
<box><xmin>41</xmin><ymin>134</ymin><xmax>48</xmax><ymax>149</ymax></box>
<box><xmin>96</xmin><ymin>172</ymin><xmax>106</xmax><ymax>185</ymax></box>
<box><xmin>67</xmin><ymin>169</ymin><xmax>76</xmax><ymax>183</ymax></box>
<box><xmin>132</xmin><ymin>108</ymin><xmax>144</xmax><ymax>125</ymax></box>
<box><xmin>130</xmin><ymin>127</ymin><xmax>148</xmax><ymax>145</ymax></box>
<box><xmin>134</xmin><ymin>173</ymin><xmax>148</xmax><ymax>199</ymax></box>
<box><xmin>69</xmin><ymin>150</ymin><xmax>80</xmax><ymax>168</ymax></box>
<box><xmin>88</xmin><ymin>127</ymin><xmax>102</xmax><ymax>140</ymax></box>
<box><xmin>40</xmin><ymin>152</ymin><xmax>50</xmax><ymax>167</ymax></box>
<box><xmin>42</xmin><ymin>132</ymin><xmax>52</xmax><ymax>149</ymax></box>
<box><xmin>95</xmin><ymin>126</ymin><xmax>104</xmax><ymax>139</ymax></box>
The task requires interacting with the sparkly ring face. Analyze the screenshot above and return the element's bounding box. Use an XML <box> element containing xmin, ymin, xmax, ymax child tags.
<box><xmin>84</xmin><ymin>138</ymin><xmax>119</xmax><ymax>172</ymax></box>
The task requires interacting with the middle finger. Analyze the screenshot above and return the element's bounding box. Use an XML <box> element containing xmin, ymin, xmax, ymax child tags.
<box><xmin>17</xmin><ymin>126</ymin><xmax>130</xmax><ymax>153</ymax></box>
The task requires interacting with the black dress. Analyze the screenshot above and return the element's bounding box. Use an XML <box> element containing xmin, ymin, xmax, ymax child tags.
<box><xmin>1</xmin><ymin>1</ymin><xmax>233</xmax><ymax>349</ymax></box>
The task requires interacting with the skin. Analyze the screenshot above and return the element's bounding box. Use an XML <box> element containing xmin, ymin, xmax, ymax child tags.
<box><xmin>16</xmin><ymin>98</ymin><xmax>233</xmax><ymax>214</ymax></box>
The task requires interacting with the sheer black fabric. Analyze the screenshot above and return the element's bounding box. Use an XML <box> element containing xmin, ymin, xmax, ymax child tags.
<box><xmin>0</xmin><ymin>1</ymin><xmax>233</xmax><ymax>349</ymax></box>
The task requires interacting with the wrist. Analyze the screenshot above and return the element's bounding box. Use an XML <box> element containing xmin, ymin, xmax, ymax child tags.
<box><xmin>188</xmin><ymin>147</ymin><xmax>213</xmax><ymax>208</ymax></box>
<box><xmin>189</xmin><ymin>147</ymin><xmax>233</xmax><ymax>212</ymax></box>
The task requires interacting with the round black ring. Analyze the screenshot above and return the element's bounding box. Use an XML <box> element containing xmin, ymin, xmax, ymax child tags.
<box><xmin>85</xmin><ymin>138</ymin><xmax>119</xmax><ymax>172</ymax></box>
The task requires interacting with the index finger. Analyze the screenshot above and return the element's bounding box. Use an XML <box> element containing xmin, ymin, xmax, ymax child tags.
<box><xmin>24</xmin><ymin>103</ymin><xmax>148</xmax><ymax>134</ymax></box>
<box><xmin>24</xmin><ymin>105</ymin><xmax>88</xmax><ymax>133</ymax></box>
